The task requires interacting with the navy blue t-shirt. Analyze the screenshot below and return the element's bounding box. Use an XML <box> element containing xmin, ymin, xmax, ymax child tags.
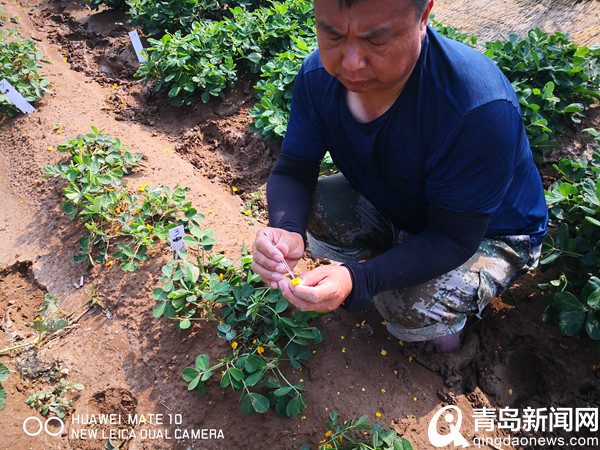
<box><xmin>281</xmin><ymin>26</ymin><xmax>548</xmax><ymax>246</ymax></box>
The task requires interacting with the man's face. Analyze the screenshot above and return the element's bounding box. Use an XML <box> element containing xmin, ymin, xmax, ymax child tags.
<box><xmin>315</xmin><ymin>0</ymin><xmax>431</xmax><ymax>95</ymax></box>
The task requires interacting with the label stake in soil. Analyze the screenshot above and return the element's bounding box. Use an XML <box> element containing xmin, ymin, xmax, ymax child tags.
<box><xmin>0</xmin><ymin>79</ymin><xmax>35</xmax><ymax>114</ymax></box>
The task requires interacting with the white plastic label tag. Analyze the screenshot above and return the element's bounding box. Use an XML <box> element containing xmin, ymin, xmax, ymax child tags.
<box><xmin>128</xmin><ymin>30</ymin><xmax>147</xmax><ymax>63</ymax></box>
<box><xmin>169</xmin><ymin>225</ymin><xmax>186</xmax><ymax>258</ymax></box>
<box><xmin>0</xmin><ymin>79</ymin><xmax>36</xmax><ymax>114</ymax></box>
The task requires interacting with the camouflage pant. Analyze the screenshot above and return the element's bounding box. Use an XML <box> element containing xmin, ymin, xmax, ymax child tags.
<box><xmin>306</xmin><ymin>174</ymin><xmax>541</xmax><ymax>342</ymax></box>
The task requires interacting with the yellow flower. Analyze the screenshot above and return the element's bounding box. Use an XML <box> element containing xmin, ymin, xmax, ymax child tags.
<box><xmin>326</xmin><ymin>445</ymin><xmax>333</xmax><ymax>449</ymax></box>
<box><xmin>408</xmin><ymin>356</ymin><xmax>413</xmax><ymax>361</ymax></box>
<box><xmin>56</xmin><ymin>129</ymin><xmax>62</xmax><ymax>134</ymax></box>
<box><xmin>232</xmin><ymin>187</ymin><xmax>238</xmax><ymax>192</ymax></box>
<box><xmin>257</xmin><ymin>346</ymin><xmax>265</xmax><ymax>354</ymax></box>
<box><xmin>290</xmin><ymin>277</ymin><xmax>302</xmax><ymax>286</ymax></box>
<box><xmin>319</xmin><ymin>439</ymin><xmax>326</xmax><ymax>444</ymax></box>
<box><xmin>413</xmin><ymin>397</ymin><xmax>417</xmax><ymax>401</ymax></box>
<box><xmin>114</xmin><ymin>226</ymin><xmax>120</xmax><ymax>233</ymax></box>
<box><xmin>340</xmin><ymin>335</ymin><xmax>345</xmax><ymax>339</ymax></box>
<box><xmin>231</xmin><ymin>342</ymin><xmax>238</xmax><ymax>349</ymax></box>
<box><xmin>47</xmin><ymin>146</ymin><xmax>54</xmax><ymax>151</ymax></box>
<box><xmin>381</xmin><ymin>388</ymin><xmax>386</xmax><ymax>393</ymax></box>
<box><xmin>34</xmin><ymin>317</ymin><xmax>41</xmax><ymax>321</ymax></box>
<box><xmin>361</xmin><ymin>387</ymin><xmax>365</xmax><ymax>392</ymax></box>
<box><xmin>218</xmin><ymin>273</ymin><xmax>223</xmax><ymax>280</ymax></box>
<box><xmin>325</xmin><ymin>431</ymin><xmax>332</xmax><ymax>437</ymax></box>
<box><xmin>380</xmin><ymin>349</ymin><xmax>388</xmax><ymax>356</ymax></box>
<box><xmin>113</xmin><ymin>83</ymin><xmax>118</xmax><ymax>88</ymax></box>
<box><xmin>341</xmin><ymin>347</ymin><xmax>346</xmax><ymax>353</ymax></box>
<box><xmin>208</xmin><ymin>210</ymin><xmax>214</xmax><ymax>214</ymax></box>
<box><xmin>105</xmin><ymin>260</ymin><xmax>114</xmax><ymax>267</ymax></box>
<box><xmin>375</xmin><ymin>412</ymin><xmax>382</xmax><ymax>418</ymax></box>
<box><xmin>245</xmin><ymin>210</ymin><xmax>251</xmax><ymax>215</ymax></box>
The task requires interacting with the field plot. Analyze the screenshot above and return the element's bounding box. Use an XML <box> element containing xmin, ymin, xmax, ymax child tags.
<box><xmin>0</xmin><ymin>0</ymin><xmax>599</xmax><ymax>449</ymax></box>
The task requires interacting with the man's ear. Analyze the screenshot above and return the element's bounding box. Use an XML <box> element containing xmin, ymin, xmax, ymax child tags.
<box><xmin>419</xmin><ymin>0</ymin><xmax>434</xmax><ymax>35</ymax></box>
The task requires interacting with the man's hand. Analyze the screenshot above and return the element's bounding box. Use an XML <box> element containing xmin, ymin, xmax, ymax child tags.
<box><xmin>278</xmin><ymin>265</ymin><xmax>353</xmax><ymax>313</ymax></box>
<box><xmin>252</xmin><ymin>227</ymin><xmax>305</xmax><ymax>289</ymax></box>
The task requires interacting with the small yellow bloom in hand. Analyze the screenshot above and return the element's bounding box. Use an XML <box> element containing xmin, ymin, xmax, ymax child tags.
<box><xmin>290</xmin><ymin>277</ymin><xmax>302</xmax><ymax>286</ymax></box>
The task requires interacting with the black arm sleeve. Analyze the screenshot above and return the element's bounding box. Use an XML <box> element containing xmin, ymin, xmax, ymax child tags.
<box><xmin>341</xmin><ymin>205</ymin><xmax>491</xmax><ymax>312</ymax></box>
<box><xmin>267</xmin><ymin>153</ymin><xmax>321</xmax><ymax>242</ymax></box>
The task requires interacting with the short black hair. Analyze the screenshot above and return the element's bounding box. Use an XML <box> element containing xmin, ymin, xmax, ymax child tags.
<box><xmin>335</xmin><ymin>0</ymin><xmax>429</xmax><ymax>17</ymax></box>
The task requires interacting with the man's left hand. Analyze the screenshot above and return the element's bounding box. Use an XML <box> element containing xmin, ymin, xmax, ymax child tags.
<box><xmin>278</xmin><ymin>265</ymin><xmax>353</xmax><ymax>313</ymax></box>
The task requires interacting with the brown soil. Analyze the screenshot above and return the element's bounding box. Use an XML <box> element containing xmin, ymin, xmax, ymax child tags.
<box><xmin>0</xmin><ymin>1</ymin><xmax>599</xmax><ymax>449</ymax></box>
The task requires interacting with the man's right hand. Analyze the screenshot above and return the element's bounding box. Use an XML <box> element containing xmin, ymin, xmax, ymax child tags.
<box><xmin>251</xmin><ymin>227</ymin><xmax>305</xmax><ymax>289</ymax></box>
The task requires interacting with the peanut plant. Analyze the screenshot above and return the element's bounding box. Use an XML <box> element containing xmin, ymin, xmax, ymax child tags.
<box><xmin>43</xmin><ymin>128</ymin><xmax>205</xmax><ymax>271</ymax></box>
<box><xmin>540</xmin><ymin>128</ymin><xmax>600</xmax><ymax>346</ymax></box>
<box><xmin>154</xmin><ymin>242</ymin><xmax>324</xmax><ymax>417</ymax></box>
<box><xmin>0</xmin><ymin>29</ymin><xmax>51</xmax><ymax>117</ymax></box>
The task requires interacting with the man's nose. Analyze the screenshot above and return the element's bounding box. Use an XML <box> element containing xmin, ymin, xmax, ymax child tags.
<box><xmin>342</xmin><ymin>43</ymin><xmax>367</xmax><ymax>73</ymax></box>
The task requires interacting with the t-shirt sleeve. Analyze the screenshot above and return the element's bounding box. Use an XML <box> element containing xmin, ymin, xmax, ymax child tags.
<box><xmin>280</xmin><ymin>56</ymin><xmax>329</xmax><ymax>162</ymax></box>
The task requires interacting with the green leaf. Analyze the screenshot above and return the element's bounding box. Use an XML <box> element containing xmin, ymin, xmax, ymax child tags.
<box><xmin>244</xmin><ymin>368</ymin><xmax>265</xmax><ymax>387</ymax></box>
<box><xmin>121</xmin><ymin>260</ymin><xmax>138</xmax><ymax>272</ymax></box>
<box><xmin>273</xmin><ymin>386</ymin><xmax>293</xmax><ymax>397</ymax></box>
<box><xmin>555</xmin><ymin>292</ymin><xmax>586</xmax><ymax>336</ymax></box>
<box><xmin>228</xmin><ymin>368</ymin><xmax>245</xmax><ymax>381</ymax></box>
<box><xmin>585</xmin><ymin>313</ymin><xmax>600</xmax><ymax>340</ymax></box>
<box><xmin>587</xmin><ymin>288</ymin><xmax>600</xmax><ymax>309</ymax></box>
<box><xmin>246</xmin><ymin>52</ymin><xmax>262</xmax><ymax>64</ymax></box>
<box><xmin>179</xmin><ymin>318</ymin><xmax>191</xmax><ymax>329</ymax></box>
<box><xmin>182</xmin><ymin>367</ymin><xmax>199</xmax><ymax>382</ymax></box>
<box><xmin>195</xmin><ymin>354</ymin><xmax>210</xmax><ymax>371</ymax></box>
<box><xmin>240</xmin><ymin>393</ymin><xmax>255</xmax><ymax>415</ymax></box>
<box><xmin>248</xmin><ymin>393</ymin><xmax>270</xmax><ymax>413</ymax></box>
<box><xmin>395</xmin><ymin>438</ymin><xmax>414</xmax><ymax>450</ymax></box>
<box><xmin>285</xmin><ymin>394</ymin><xmax>305</xmax><ymax>418</ymax></box>
<box><xmin>153</xmin><ymin>302</ymin><xmax>166</xmax><ymax>318</ymax></box>
<box><xmin>0</xmin><ymin>364</ymin><xmax>9</xmax><ymax>383</ymax></box>
<box><xmin>0</xmin><ymin>385</ymin><xmax>6</xmax><ymax>412</ymax></box>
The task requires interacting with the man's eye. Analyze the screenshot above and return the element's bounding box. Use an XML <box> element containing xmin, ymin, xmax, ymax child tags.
<box><xmin>368</xmin><ymin>39</ymin><xmax>386</xmax><ymax>46</ymax></box>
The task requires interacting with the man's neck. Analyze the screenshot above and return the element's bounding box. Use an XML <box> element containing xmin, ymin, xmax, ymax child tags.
<box><xmin>345</xmin><ymin>87</ymin><xmax>401</xmax><ymax>123</ymax></box>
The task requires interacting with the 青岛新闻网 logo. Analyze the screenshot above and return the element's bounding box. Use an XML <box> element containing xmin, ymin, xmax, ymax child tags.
<box><xmin>428</xmin><ymin>405</ymin><xmax>470</xmax><ymax>447</ymax></box>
